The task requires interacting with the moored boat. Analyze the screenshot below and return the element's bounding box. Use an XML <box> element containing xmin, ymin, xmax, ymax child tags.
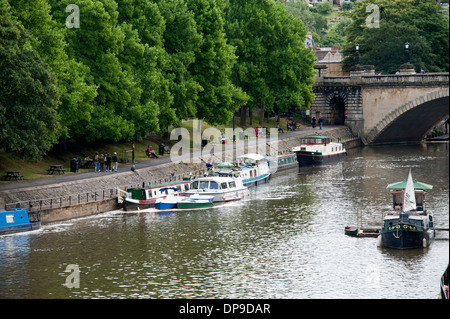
<box><xmin>377</xmin><ymin>170</ymin><xmax>435</xmax><ymax>249</ymax></box>
<box><xmin>216</xmin><ymin>153</ymin><xmax>271</xmax><ymax>187</ymax></box>
<box><xmin>344</xmin><ymin>226</ymin><xmax>358</xmax><ymax>236</ymax></box>
<box><xmin>184</xmin><ymin>176</ymin><xmax>249</xmax><ymax>202</ymax></box>
<box><xmin>176</xmin><ymin>198</ymin><xmax>213</xmax><ymax>209</ymax></box>
<box><xmin>268</xmin><ymin>152</ymin><xmax>298</xmax><ymax>173</ymax></box>
<box><xmin>121</xmin><ymin>182</ymin><xmax>190</xmax><ymax>211</ymax></box>
<box><xmin>440</xmin><ymin>263</ymin><xmax>449</xmax><ymax>299</ymax></box>
<box><xmin>0</xmin><ymin>209</ymin><xmax>41</xmax><ymax>235</ymax></box>
<box><xmin>292</xmin><ymin>136</ymin><xmax>346</xmax><ymax>167</ymax></box>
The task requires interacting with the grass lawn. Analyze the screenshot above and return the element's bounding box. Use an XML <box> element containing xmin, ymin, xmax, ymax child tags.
<box><xmin>0</xmin><ymin>114</ymin><xmax>305</xmax><ymax>182</ymax></box>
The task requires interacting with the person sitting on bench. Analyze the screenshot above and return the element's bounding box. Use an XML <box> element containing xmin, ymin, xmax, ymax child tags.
<box><xmin>145</xmin><ymin>145</ymin><xmax>159</xmax><ymax>158</ymax></box>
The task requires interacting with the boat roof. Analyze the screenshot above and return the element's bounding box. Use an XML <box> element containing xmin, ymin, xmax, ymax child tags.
<box><xmin>387</xmin><ymin>180</ymin><xmax>433</xmax><ymax>190</ymax></box>
<box><xmin>302</xmin><ymin>136</ymin><xmax>330</xmax><ymax>139</ymax></box>
<box><xmin>236</xmin><ymin>153</ymin><xmax>265</xmax><ymax>161</ymax></box>
<box><xmin>193</xmin><ymin>176</ymin><xmax>236</xmax><ymax>182</ymax></box>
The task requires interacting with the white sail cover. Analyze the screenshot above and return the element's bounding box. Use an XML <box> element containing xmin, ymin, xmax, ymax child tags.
<box><xmin>403</xmin><ymin>169</ymin><xmax>416</xmax><ymax>211</ymax></box>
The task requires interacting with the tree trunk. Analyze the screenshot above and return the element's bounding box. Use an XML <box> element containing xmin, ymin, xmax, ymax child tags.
<box><xmin>259</xmin><ymin>102</ymin><xmax>265</xmax><ymax>126</ymax></box>
<box><xmin>240</xmin><ymin>105</ymin><xmax>247</xmax><ymax>127</ymax></box>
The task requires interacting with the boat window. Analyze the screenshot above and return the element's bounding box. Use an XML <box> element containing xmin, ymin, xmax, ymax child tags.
<box><xmin>210</xmin><ymin>181</ymin><xmax>219</xmax><ymax>189</ymax></box>
<box><xmin>6</xmin><ymin>214</ymin><xmax>14</xmax><ymax>223</ymax></box>
<box><xmin>191</xmin><ymin>181</ymin><xmax>198</xmax><ymax>189</ymax></box>
<box><xmin>199</xmin><ymin>181</ymin><xmax>209</xmax><ymax>190</ymax></box>
<box><xmin>250</xmin><ymin>170</ymin><xmax>253</xmax><ymax>178</ymax></box>
<box><xmin>221</xmin><ymin>182</ymin><xmax>228</xmax><ymax>189</ymax></box>
<box><xmin>229</xmin><ymin>181</ymin><xmax>236</xmax><ymax>188</ymax></box>
<box><xmin>184</xmin><ymin>184</ymin><xmax>190</xmax><ymax>191</ymax></box>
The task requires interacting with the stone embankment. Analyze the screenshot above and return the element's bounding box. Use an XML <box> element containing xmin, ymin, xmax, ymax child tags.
<box><xmin>0</xmin><ymin>126</ymin><xmax>359</xmax><ymax>223</ymax></box>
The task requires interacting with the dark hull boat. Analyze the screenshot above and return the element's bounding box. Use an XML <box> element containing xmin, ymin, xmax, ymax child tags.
<box><xmin>377</xmin><ymin>170</ymin><xmax>435</xmax><ymax>249</ymax></box>
<box><xmin>379</xmin><ymin>212</ymin><xmax>435</xmax><ymax>249</ymax></box>
<box><xmin>292</xmin><ymin>136</ymin><xmax>346</xmax><ymax>167</ymax></box>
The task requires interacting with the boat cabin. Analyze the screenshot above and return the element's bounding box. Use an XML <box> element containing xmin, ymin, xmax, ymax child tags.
<box><xmin>390</xmin><ymin>189</ymin><xmax>426</xmax><ymax>211</ymax></box>
<box><xmin>300</xmin><ymin>136</ymin><xmax>331</xmax><ymax>145</ymax></box>
<box><xmin>190</xmin><ymin>178</ymin><xmax>237</xmax><ymax>191</ymax></box>
<box><xmin>387</xmin><ymin>179</ymin><xmax>433</xmax><ymax>212</ymax></box>
<box><xmin>127</xmin><ymin>183</ymin><xmax>190</xmax><ymax>200</ymax></box>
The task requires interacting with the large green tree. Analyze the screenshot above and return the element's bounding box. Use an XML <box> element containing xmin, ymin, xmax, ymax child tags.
<box><xmin>225</xmin><ymin>0</ymin><xmax>316</xmax><ymax>126</ymax></box>
<box><xmin>8</xmin><ymin>0</ymin><xmax>97</xmax><ymax>141</ymax></box>
<box><xmin>342</xmin><ymin>0</ymin><xmax>449</xmax><ymax>73</ymax></box>
<box><xmin>187</xmin><ymin>0</ymin><xmax>247</xmax><ymax>126</ymax></box>
<box><xmin>0</xmin><ymin>1</ymin><xmax>60</xmax><ymax>159</ymax></box>
<box><xmin>50</xmin><ymin>0</ymin><xmax>161</xmax><ymax>141</ymax></box>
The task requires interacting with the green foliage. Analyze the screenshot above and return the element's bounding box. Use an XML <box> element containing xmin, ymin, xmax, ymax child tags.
<box><xmin>284</xmin><ymin>1</ymin><xmax>328</xmax><ymax>35</ymax></box>
<box><xmin>343</xmin><ymin>0</ymin><xmax>449</xmax><ymax>73</ymax></box>
<box><xmin>0</xmin><ymin>1</ymin><xmax>60</xmax><ymax>160</ymax></box>
<box><xmin>225</xmin><ymin>0</ymin><xmax>316</xmax><ymax>125</ymax></box>
<box><xmin>1</xmin><ymin>0</ymin><xmax>317</xmax><ymax>160</ymax></box>
<box><xmin>315</xmin><ymin>2</ymin><xmax>333</xmax><ymax>15</ymax></box>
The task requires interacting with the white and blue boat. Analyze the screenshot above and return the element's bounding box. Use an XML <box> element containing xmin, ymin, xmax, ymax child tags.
<box><xmin>216</xmin><ymin>154</ymin><xmax>270</xmax><ymax>187</ymax></box>
<box><xmin>0</xmin><ymin>208</ymin><xmax>41</xmax><ymax>235</ymax></box>
<box><xmin>185</xmin><ymin>176</ymin><xmax>249</xmax><ymax>202</ymax></box>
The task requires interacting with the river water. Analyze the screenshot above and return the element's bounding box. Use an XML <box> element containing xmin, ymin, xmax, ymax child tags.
<box><xmin>0</xmin><ymin>143</ymin><xmax>448</xmax><ymax>299</ymax></box>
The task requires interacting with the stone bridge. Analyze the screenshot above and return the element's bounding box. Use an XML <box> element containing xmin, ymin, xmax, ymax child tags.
<box><xmin>310</xmin><ymin>72</ymin><xmax>449</xmax><ymax>145</ymax></box>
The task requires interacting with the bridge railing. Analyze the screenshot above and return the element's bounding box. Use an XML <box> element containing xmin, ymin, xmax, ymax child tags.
<box><xmin>319</xmin><ymin>72</ymin><xmax>449</xmax><ymax>85</ymax></box>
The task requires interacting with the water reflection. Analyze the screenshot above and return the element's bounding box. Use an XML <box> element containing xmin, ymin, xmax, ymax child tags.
<box><xmin>0</xmin><ymin>143</ymin><xmax>448</xmax><ymax>299</ymax></box>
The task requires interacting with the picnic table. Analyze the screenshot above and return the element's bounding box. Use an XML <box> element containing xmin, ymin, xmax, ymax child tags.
<box><xmin>2</xmin><ymin>171</ymin><xmax>24</xmax><ymax>181</ymax></box>
<box><xmin>47</xmin><ymin>165</ymin><xmax>66</xmax><ymax>175</ymax></box>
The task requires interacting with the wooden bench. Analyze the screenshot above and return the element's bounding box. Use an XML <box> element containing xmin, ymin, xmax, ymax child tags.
<box><xmin>2</xmin><ymin>171</ymin><xmax>24</xmax><ymax>181</ymax></box>
<box><xmin>47</xmin><ymin>165</ymin><xmax>66</xmax><ymax>175</ymax></box>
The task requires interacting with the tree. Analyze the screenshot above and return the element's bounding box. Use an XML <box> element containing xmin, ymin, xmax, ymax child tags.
<box><xmin>225</xmin><ymin>0</ymin><xmax>316</xmax><ymax>126</ymax></box>
<box><xmin>8</xmin><ymin>0</ymin><xmax>97</xmax><ymax>141</ymax></box>
<box><xmin>186</xmin><ymin>0</ymin><xmax>247</xmax><ymax>126</ymax></box>
<box><xmin>315</xmin><ymin>2</ymin><xmax>333</xmax><ymax>15</ymax></box>
<box><xmin>0</xmin><ymin>1</ymin><xmax>60</xmax><ymax>160</ymax></box>
<box><xmin>50</xmin><ymin>0</ymin><xmax>160</xmax><ymax>141</ymax></box>
<box><xmin>342</xmin><ymin>0</ymin><xmax>449</xmax><ymax>73</ymax></box>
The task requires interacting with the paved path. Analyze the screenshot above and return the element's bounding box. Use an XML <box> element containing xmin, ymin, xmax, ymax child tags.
<box><xmin>0</xmin><ymin>125</ymin><xmax>344</xmax><ymax>192</ymax></box>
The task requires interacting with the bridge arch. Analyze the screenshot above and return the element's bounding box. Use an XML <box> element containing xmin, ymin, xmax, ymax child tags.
<box><xmin>364</xmin><ymin>88</ymin><xmax>449</xmax><ymax>144</ymax></box>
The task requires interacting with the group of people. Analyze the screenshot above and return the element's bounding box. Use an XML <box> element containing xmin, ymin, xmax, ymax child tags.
<box><xmin>93</xmin><ymin>151</ymin><xmax>119</xmax><ymax>172</ymax></box>
<box><xmin>311</xmin><ymin>117</ymin><xmax>324</xmax><ymax>129</ymax></box>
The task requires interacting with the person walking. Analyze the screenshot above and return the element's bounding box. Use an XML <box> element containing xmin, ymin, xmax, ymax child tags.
<box><xmin>99</xmin><ymin>153</ymin><xmax>105</xmax><ymax>172</ymax></box>
<box><xmin>105</xmin><ymin>152</ymin><xmax>112</xmax><ymax>172</ymax></box>
<box><xmin>318</xmin><ymin>117</ymin><xmax>323</xmax><ymax>130</ymax></box>
<box><xmin>112</xmin><ymin>152</ymin><xmax>118</xmax><ymax>172</ymax></box>
<box><xmin>312</xmin><ymin>117</ymin><xmax>316</xmax><ymax>128</ymax></box>
<box><xmin>94</xmin><ymin>152</ymin><xmax>100</xmax><ymax>172</ymax></box>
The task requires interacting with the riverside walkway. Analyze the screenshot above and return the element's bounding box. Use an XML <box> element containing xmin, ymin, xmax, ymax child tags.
<box><xmin>0</xmin><ymin>125</ymin><xmax>352</xmax><ymax>193</ymax></box>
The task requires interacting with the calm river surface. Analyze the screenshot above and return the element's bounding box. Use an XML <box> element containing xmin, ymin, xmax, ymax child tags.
<box><xmin>0</xmin><ymin>143</ymin><xmax>448</xmax><ymax>299</ymax></box>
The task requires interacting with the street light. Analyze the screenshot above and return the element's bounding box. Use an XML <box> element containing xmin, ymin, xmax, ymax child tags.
<box><xmin>355</xmin><ymin>43</ymin><xmax>360</xmax><ymax>65</ymax></box>
<box><xmin>404</xmin><ymin>41</ymin><xmax>410</xmax><ymax>63</ymax></box>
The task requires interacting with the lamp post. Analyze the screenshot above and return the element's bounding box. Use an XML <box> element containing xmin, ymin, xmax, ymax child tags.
<box><xmin>404</xmin><ymin>41</ymin><xmax>410</xmax><ymax>64</ymax></box>
<box><xmin>355</xmin><ymin>43</ymin><xmax>360</xmax><ymax>65</ymax></box>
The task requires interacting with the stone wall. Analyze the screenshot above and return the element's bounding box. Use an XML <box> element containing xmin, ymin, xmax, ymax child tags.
<box><xmin>0</xmin><ymin>126</ymin><xmax>356</xmax><ymax>208</ymax></box>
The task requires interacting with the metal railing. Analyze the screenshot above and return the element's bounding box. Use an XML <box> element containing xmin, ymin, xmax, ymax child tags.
<box><xmin>5</xmin><ymin>189</ymin><xmax>119</xmax><ymax>212</ymax></box>
<box><xmin>4</xmin><ymin>169</ymin><xmax>206</xmax><ymax>211</ymax></box>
